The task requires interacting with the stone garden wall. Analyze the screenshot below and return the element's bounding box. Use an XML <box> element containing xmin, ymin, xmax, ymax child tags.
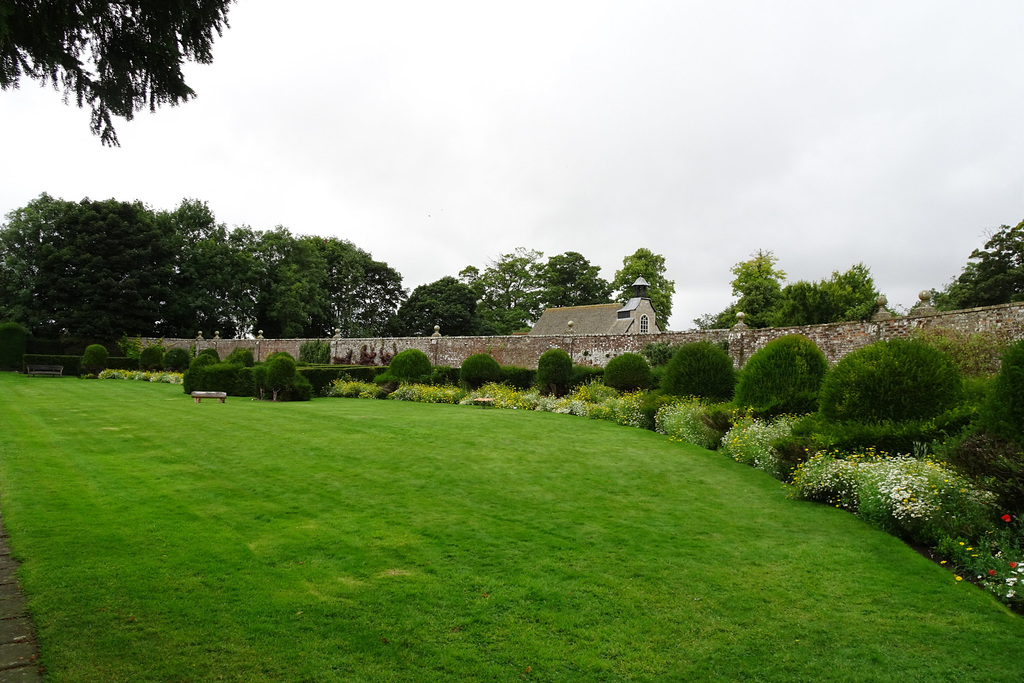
<box><xmin>146</xmin><ymin>301</ymin><xmax>1024</xmax><ymax>370</ymax></box>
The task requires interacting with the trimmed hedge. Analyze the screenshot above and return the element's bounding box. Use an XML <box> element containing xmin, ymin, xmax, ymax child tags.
<box><xmin>500</xmin><ymin>365</ymin><xmax>535</xmax><ymax>389</ymax></box>
<box><xmin>0</xmin><ymin>322</ymin><xmax>28</xmax><ymax>370</ymax></box>
<box><xmin>138</xmin><ymin>345</ymin><xmax>165</xmax><ymax>371</ymax></box>
<box><xmin>22</xmin><ymin>354</ymin><xmax>82</xmax><ymax>375</ymax></box>
<box><xmin>163</xmin><ymin>348</ymin><xmax>191</xmax><ymax>372</ymax></box>
<box><xmin>81</xmin><ymin>344</ymin><xmax>109</xmax><ymax>374</ymax></box>
<box><xmin>570</xmin><ymin>365</ymin><xmax>605</xmax><ymax>389</ymax></box>
<box><xmin>106</xmin><ymin>357</ymin><xmax>140</xmax><ymax>371</ymax></box>
<box><xmin>298</xmin><ymin>367</ymin><xmax>357</xmax><ymax>396</ymax></box>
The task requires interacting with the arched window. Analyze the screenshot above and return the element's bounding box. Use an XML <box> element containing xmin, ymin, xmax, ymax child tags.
<box><xmin>640</xmin><ymin>314</ymin><xmax>649</xmax><ymax>333</ymax></box>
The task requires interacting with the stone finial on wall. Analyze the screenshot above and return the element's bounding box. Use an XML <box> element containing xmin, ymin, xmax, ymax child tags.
<box><xmin>911</xmin><ymin>290</ymin><xmax>936</xmax><ymax>317</ymax></box>
<box><xmin>333</xmin><ymin>328</ymin><xmax>341</xmax><ymax>339</ymax></box>
<box><xmin>196</xmin><ymin>331</ymin><xmax>204</xmax><ymax>340</ymax></box>
<box><xmin>566</xmin><ymin>320</ymin><xmax>575</xmax><ymax>335</ymax></box>
<box><xmin>732</xmin><ymin>311</ymin><xmax>749</xmax><ymax>331</ymax></box>
<box><xmin>213</xmin><ymin>330</ymin><xmax>221</xmax><ymax>340</ymax></box>
<box><xmin>256</xmin><ymin>330</ymin><xmax>264</xmax><ymax>339</ymax></box>
<box><xmin>431</xmin><ymin>325</ymin><xmax>441</xmax><ymax>338</ymax></box>
<box><xmin>871</xmin><ymin>295</ymin><xmax>893</xmax><ymax>321</ymax></box>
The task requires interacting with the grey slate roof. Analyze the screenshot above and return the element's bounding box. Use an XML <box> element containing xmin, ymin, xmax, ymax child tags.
<box><xmin>528</xmin><ymin>304</ymin><xmax>626</xmax><ymax>335</ymax></box>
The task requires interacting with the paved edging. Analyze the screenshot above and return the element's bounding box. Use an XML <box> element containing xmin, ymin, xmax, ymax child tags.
<box><xmin>0</xmin><ymin>513</ymin><xmax>42</xmax><ymax>681</ymax></box>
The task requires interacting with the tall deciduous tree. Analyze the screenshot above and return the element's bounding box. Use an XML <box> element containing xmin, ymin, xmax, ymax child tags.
<box><xmin>0</xmin><ymin>0</ymin><xmax>234</xmax><ymax>145</ymax></box>
<box><xmin>772</xmin><ymin>263</ymin><xmax>878</xmax><ymax>327</ymax></box>
<box><xmin>540</xmin><ymin>251</ymin><xmax>612</xmax><ymax>308</ymax></box>
<box><xmin>610</xmin><ymin>248</ymin><xmax>676</xmax><ymax>327</ymax></box>
<box><xmin>936</xmin><ymin>221</ymin><xmax>1024</xmax><ymax>310</ymax></box>
<box><xmin>0</xmin><ymin>193</ymin><xmax>175</xmax><ymax>337</ymax></box>
<box><xmin>394</xmin><ymin>277</ymin><xmax>479</xmax><ymax>336</ymax></box>
<box><xmin>475</xmin><ymin>247</ymin><xmax>545</xmax><ymax>335</ymax></box>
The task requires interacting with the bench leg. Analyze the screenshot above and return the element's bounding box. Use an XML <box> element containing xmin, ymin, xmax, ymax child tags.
<box><xmin>218</xmin><ymin>397</ymin><xmax>226</xmax><ymax>403</ymax></box>
<box><xmin>194</xmin><ymin>397</ymin><xmax>201</xmax><ymax>403</ymax></box>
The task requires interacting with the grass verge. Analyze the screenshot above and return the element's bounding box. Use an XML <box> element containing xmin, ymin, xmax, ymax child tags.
<box><xmin>0</xmin><ymin>373</ymin><xmax>1022</xmax><ymax>681</ymax></box>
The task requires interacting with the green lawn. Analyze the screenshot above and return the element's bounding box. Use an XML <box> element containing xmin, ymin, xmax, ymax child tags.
<box><xmin>0</xmin><ymin>373</ymin><xmax>1022</xmax><ymax>682</ymax></box>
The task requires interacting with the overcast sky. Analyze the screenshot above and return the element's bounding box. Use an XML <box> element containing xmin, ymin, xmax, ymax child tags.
<box><xmin>4</xmin><ymin>1</ymin><xmax>1024</xmax><ymax>330</ymax></box>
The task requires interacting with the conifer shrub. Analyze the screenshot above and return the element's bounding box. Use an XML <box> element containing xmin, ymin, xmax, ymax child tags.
<box><xmin>536</xmin><ymin>348</ymin><xmax>572</xmax><ymax>396</ymax></box>
<box><xmin>661</xmin><ymin>341</ymin><xmax>736</xmax><ymax>402</ymax></box>
<box><xmin>426</xmin><ymin>366</ymin><xmax>461</xmax><ymax>386</ymax></box>
<box><xmin>460</xmin><ymin>353</ymin><xmax>501</xmax><ymax>390</ymax></box>
<box><xmin>734</xmin><ymin>334</ymin><xmax>828</xmax><ymax>417</ymax></box>
<box><xmin>163</xmin><ymin>347</ymin><xmax>191</xmax><ymax>372</ymax></box>
<box><xmin>818</xmin><ymin>338</ymin><xmax>963</xmax><ymax>424</ymax></box>
<box><xmin>383</xmin><ymin>349</ymin><xmax>432</xmax><ymax>383</ymax></box>
<box><xmin>198</xmin><ymin>348</ymin><xmax>220</xmax><ymax>362</ymax></box>
<box><xmin>138</xmin><ymin>344</ymin><xmax>165</xmax><ymax>371</ymax></box>
<box><xmin>603</xmin><ymin>353</ymin><xmax>652</xmax><ymax>392</ymax></box>
<box><xmin>980</xmin><ymin>337</ymin><xmax>1024</xmax><ymax>445</ymax></box>
<box><xmin>225</xmin><ymin>347</ymin><xmax>255</xmax><ymax>367</ymax></box>
<box><xmin>0</xmin><ymin>322</ymin><xmax>28</xmax><ymax>370</ymax></box>
<box><xmin>81</xmin><ymin>344</ymin><xmax>109</xmax><ymax>375</ymax></box>
<box><xmin>182</xmin><ymin>354</ymin><xmax>218</xmax><ymax>394</ymax></box>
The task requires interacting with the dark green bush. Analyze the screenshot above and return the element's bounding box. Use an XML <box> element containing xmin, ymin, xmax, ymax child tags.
<box><xmin>980</xmin><ymin>338</ymin><xmax>1024</xmax><ymax>445</ymax></box>
<box><xmin>938</xmin><ymin>431</ymin><xmax>1024</xmax><ymax>515</ymax></box>
<box><xmin>790</xmin><ymin>407</ymin><xmax>976</xmax><ymax>456</ymax></box>
<box><xmin>251</xmin><ymin>353</ymin><xmax>311</xmax><ymax>401</ymax></box>
<box><xmin>734</xmin><ymin>334</ymin><xmax>827</xmax><ymax>417</ymax></box>
<box><xmin>163</xmin><ymin>347</ymin><xmax>191</xmax><ymax>372</ymax></box>
<box><xmin>190</xmin><ymin>362</ymin><xmax>244</xmax><ymax>395</ymax></box>
<box><xmin>298</xmin><ymin>340</ymin><xmax>331</xmax><ymax>365</ymax></box>
<box><xmin>819</xmin><ymin>338</ymin><xmax>963</xmax><ymax>424</ymax></box>
<box><xmin>639</xmin><ymin>391</ymin><xmax>676</xmax><ymax>431</ymax></box>
<box><xmin>21</xmin><ymin>354</ymin><xmax>81</xmax><ymax>375</ymax></box>
<box><xmin>198</xmin><ymin>348</ymin><xmax>220</xmax><ymax>362</ymax></box>
<box><xmin>138</xmin><ymin>344</ymin><xmax>165</xmax><ymax>371</ymax></box>
<box><xmin>333</xmin><ymin>365</ymin><xmax>382</xmax><ymax>383</ymax></box>
<box><xmin>225</xmin><ymin>347</ymin><xmax>255</xmax><ymax>367</ymax></box>
<box><xmin>81</xmin><ymin>344</ymin><xmax>109</xmax><ymax>374</ymax></box>
<box><xmin>569</xmin><ymin>365</ymin><xmax>604</xmax><ymax>389</ymax></box>
<box><xmin>500</xmin><ymin>365</ymin><xmax>535</xmax><ymax>389</ymax></box>
<box><xmin>383</xmin><ymin>349</ymin><xmax>432</xmax><ymax>383</ymax></box>
<box><xmin>297</xmin><ymin>367</ymin><xmax>353</xmax><ymax>396</ymax></box>
<box><xmin>536</xmin><ymin>349</ymin><xmax>572</xmax><ymax>396</ymax></box>
<box><xmin>460</xmin><ymin>353</ymin><xmax>501</xmax><ymax>389</ymax></box>
<box><xmin>662</xmin><ymin>341</ymin><xmax>736</xmax><ymax>402</ymax></box>
<box><xmin>603</xmin><ymin>353</ymin><xmax>652</xmax><ymax>392</ymax></box>
<box><xmin>182</xmin><ymin>354</ymin><xmax>218</xmax><ymax>393</ymax></box>
<box><xmin>0</xmin><ymin>322</ymin><xmax>28</xmax><ymax>370</ymax></box>
<box><xmin>106</xmin><ymin>357</ymin><xmax>140</xmax><ymax>370</ymax></box>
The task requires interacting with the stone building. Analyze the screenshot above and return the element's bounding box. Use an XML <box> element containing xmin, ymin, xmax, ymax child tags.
<box><xmin>528</xmin><ymin>278</ymin><xmax>662</xmax><ymax>335</ymax></box>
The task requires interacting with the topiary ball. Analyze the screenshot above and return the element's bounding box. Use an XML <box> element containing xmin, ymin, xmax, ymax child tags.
<box><xmin>734</xmin><ymin>334</ymin><xmax>828</xmax><ymax>417</ymax></box>
<box><xmin>460</xmin><ymin>353</ymin><xmax>501</xmax><ymax>390</ymax></box>
<box><xmin>225</xmin><ymin>347</ymin><xmax>255</xmax><ymax>367</ymax></box>
<box><xmin>661</xmin><ymin>341</ymin><xmax>735</xmax><ymax>402</ymax></box>
<box><xmin>603</xmin><ymin>352</ymin><xmax>652</xmax><ymax>392</ymax></box>
<box><xmin>81</xmin><ymin>343</ymin><xmax>110</xmax><ymax>374</ymax></box>
<box><xmin>163</xmin><ymin>347</ymin><xmax>191</xmax><ymax>372</ymax></box>
<box><xmin>818</xmin><ymin>338</ymin><xmax>963</xmax><ymax>424</ymax></box>
<box><xmin>138</xmin><ymin>344</ymin><xmax>165</xmax><ymax>371</ymax></box>
<box><xmin>659</xmin><ymin>339</ymin><xmax>733</xmax><ymax>403</ymax></box>
<box><xmin>198</xmin><ymin>347</ymin><xmax>220</xmax><ymax>362</ymax></box>
<box><xmin>388</xmin><ymin>349</ymin><xmax>432</xmax><ymax>382</ymax></box>
<box><xmin>536</xmin><ymin>348</ymin><xmax>573</xmax><ymax>396</ymax></box>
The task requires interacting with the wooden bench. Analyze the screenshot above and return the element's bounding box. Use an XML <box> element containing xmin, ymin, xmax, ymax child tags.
<box><xmin>472</xmin><ymin>397</ymin><xmax>495</xmax><ymax>408</ymax></box>
<box><xmin>191</xmin><ymin>391</ymin><xmax>227</xmax><ymax>403</ymax></box>
<box><xmin>26</xmin><ymin>365</ymin><xmax>63</xmax><ymax>377</ymax></box>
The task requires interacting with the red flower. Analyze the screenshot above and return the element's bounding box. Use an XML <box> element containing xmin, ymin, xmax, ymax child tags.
<box><xmin>989</xmin><ymin>569</ymin><xmax>997</xmax><ymax>576</ymax></box>
<box><xmin>1002</xmin><ymin>514</ymin><xmax>1013</xmax><ymax>522</ymax></box>
<box><xmin>1011</xmin><ymin>562</ymin><xmax>1019</xmax><ymax>569</ymax></box>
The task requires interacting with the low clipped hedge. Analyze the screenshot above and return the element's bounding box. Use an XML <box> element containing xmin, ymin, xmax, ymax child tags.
<box><xmin>0</xmin><ymin>322</ymin><xmax>28</xmax><ymax>370</ymax></box>
<box><xmin>500</xmin><ymin>365</ymin><xmax>535</xmax><ymax>389</ymax></box>
<box><xmin>298</xmin><ymin>367</ymin><xmax>357</xmax><ymax>396</ymax></box>
<box><xmin>22</xmin><ymin>354</ymin><xmax>82</xmax><ymax>376</ymax></box>
<box><xmin>570</xmin><ymin>365</ymin><xmax>605</xmax><ymax>389</ymax></box>
<box><xmin>106</xmin><ymin>357</ymin><xmax>140</xmax><ymax>371</ymax></box>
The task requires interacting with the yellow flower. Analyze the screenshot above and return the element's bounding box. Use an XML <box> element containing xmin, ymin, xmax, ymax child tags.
<box><xmin>955</xmin><ymin>576</ymin><xmax>963</xmax><ymax>581</ymax></box>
